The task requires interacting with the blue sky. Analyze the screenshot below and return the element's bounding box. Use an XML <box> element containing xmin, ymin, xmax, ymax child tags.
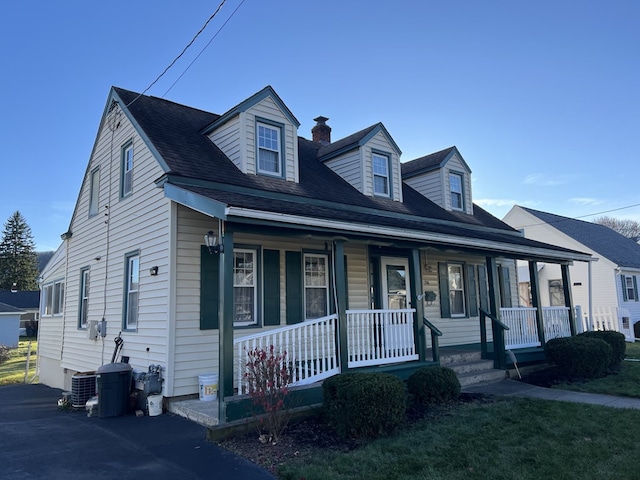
<box><xmin>1</xmin><ymin>1</ymin><xmax>638</xmax><ymax>251</ymax></box>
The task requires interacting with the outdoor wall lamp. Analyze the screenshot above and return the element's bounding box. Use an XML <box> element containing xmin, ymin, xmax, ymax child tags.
<box><xmin>149</xmin><ymin>266</ymin><xmax>159</xmax><ymax>276</ymax></box>
<box><xmin>205</xmin><ymin>230</ymin><xmax>224</xmax><ymax>254</ymax></box>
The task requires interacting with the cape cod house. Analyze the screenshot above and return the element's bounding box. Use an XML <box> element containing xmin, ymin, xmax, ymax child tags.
<box><xmin>38</xmin><ymin>86</ymin><xmax>591</xmax><ymax>423</ymax></box>
<box><xmin>504</xmin><ymin>206</ymin><xmax>640</xmax><ymax>341</ymax></box>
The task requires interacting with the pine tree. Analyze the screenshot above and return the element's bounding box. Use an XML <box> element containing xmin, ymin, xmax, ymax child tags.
<box><xmin>0</xmin><ymin>211</ymin><xmax>39</xmax><ymax>291</ymax></box>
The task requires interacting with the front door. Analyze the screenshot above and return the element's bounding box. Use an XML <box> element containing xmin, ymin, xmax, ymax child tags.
<box><xmin>380</xmin><ymin>257</ymin><xmax>411</xmax><ymax>310</ymax></box>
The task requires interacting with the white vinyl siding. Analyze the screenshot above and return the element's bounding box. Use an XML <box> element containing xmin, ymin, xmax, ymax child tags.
<box><xmin>39</xmin><ymin>103</ymin><xmax>171</xmax><ymax>391</ymax></box>
<box><xmin>89</xmin><ymin>168</ymin><xmax>100</xmax><ymax>216</ymax></box>
<box><xmin>324</xmin><ymin>149</ymin><xmax>363</xmax><ymax>191</ymax></box>
<box><xmin>209</xmin><ymin>114</ymin><xmax>242</xmax><ymax>170</ymax></box>
<box><xmin>404</xmin><ymin>170</ymin><xmax>443</xmax><ymax>206</ymax></box>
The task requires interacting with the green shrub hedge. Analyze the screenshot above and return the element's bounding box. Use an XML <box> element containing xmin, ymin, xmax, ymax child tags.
<box><xmin>323</xmin><ymin>372</ymin><xmax>406</xmax><ymax>439</ymax></box>
<box><xmin>545</xmin><ymin>336</ymin><xmax>611</xmax><ymax>379</ymax></box>
<box><xmin>579</xmin><ymin>331</ymin><xmax>626</xmax><ymax>368</ymax></box>
<box><xmin>407</xmin><ymin>366</ymin><xmax>460</xmax><ymax>405</ymax></box>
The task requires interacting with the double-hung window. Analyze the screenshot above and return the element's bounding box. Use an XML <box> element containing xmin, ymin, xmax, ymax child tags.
<box><xmin>372</xmin><ymin>153</ymin><xmax>390</xmax><ymax>197</ymax></box>
<box><xmin>447</xmin><ymin>264</ymin><xmax>466</xmax><ymax>316</ymax></box>
<box><xmin>79</xmin><ymin>269</ymin><xmax>90</xmax><ymax>328</ymax></box>
<box><xmin>89</xmin><ymin>168</ymin><xmax>100</xmax><ymax>216</ymax></box>
<box><xmin>623</xmin><ymin>275</ymin><xmax>638</xmax><ymax>301</ymax></box>
<box><xmin>124</xmin><ymin>254</ymin><xmax>139</xmax><ymax>329</ymax></box>
<box><xmin>257</xmin><ymin>123</ymin><xmax>281</xmax><ymax>176</ymax></box>
<box><xmin>42</xmin><ymin>280</ymin><xmax>64</xmax><ymax>316</ymax></box>
<box><xmin>548</xmin><ymin>279</ymin><xmax>566</xmax><ymax>306</ymax></box>
<box><xmin>449</xmin><ymin>172</ymin><xmax>464</xmax><ymax>211</ymax></box>
<box><xmin>233</xmin><ymin>249</ymin><xmax>257</xmax><ymax>326</ymax></box>
<box><xmin>121</xmin><ymin>142</ymin><xmax>134</xmax><ymax>197</ymax></box>
<box><xmin>304</xmin><ymin>254</ymin><xmax>329</xmax><ymax>319</ymax></box>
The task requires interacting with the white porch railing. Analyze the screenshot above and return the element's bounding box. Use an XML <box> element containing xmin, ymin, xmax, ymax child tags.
<box><xmin>500</xmin><ymin>306</ymin><xmax>572</xmax><ymax>349</ymax></box>
<box><xmin>346</xmin><ymin>309</ymin><xmax>418</xmax><ymax>368</ymax></box>
<box><xmin>233</xmin><ymin>314</ymin><xmax>339</xmax><ymax>394</ymax></box>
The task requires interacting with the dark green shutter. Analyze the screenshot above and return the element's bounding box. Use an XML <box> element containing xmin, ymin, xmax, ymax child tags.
<box><xmin>499</xmin><ymin>266</ymin><xmax>512</xmax><ymax>308</ymax></box>
<box><xmin>477</xmin><ymin>265</ymin><xmax>489</xmax><ymax>312</ymax></box>
<box><xmin>621</xmin><ymin>275</ymin><xmax>628</xmax><ymax>301</ymax></box>
<box><xmin>467</xmin><ymin>265</ymin><xmax>478</xmax><ymax>317</ymax></box>
<box><xmin>634</xmin><ymin>276</ymin><xmax>639</xmax><ymax>302</ymax></box>
<box><xmin>438</xmin><ymin>262</ymin><xmax>450</xmax><ymax>318</ymax></box>
<box><xmin>263</xmin><ymin>249</ymin><xmax>280</xmax><ymax>325</ymax></box>
<box><xmin>200</xmin><ymin>245</ymin><xmax>219</xmax><ymax>330</ymax></box>
<box><xmin>286</xmin><ymin>251</ymin><xmax>302</xmax><ymax>324</ymax></box>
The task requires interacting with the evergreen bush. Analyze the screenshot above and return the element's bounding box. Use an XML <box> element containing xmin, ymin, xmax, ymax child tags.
<box><xmin>579</xmin><ymin>331</ymin><xmax>626</xmax><ymax>368</ymax></box>
<box><xmin>323</xmin><ymin>372</ymin><xmax>405</xmax><ymax>439</ymax></box>
<box><xmin>545</xmin><ymin>336</ymin><xmax>611</xmax><ymax>379</ymax></box>
<box><xmin>407</xmin><ymin>366</ymin><xmax>461</xmax><ymax>405</ymax></box>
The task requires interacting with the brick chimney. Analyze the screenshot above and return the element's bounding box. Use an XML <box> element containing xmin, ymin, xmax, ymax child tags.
<box><xmin>312</xmin><ymin>116</ymin><xmax>331</xmax><ymax>145</ymax></box>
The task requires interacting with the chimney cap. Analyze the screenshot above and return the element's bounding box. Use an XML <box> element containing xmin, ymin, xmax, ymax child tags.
<box><xmin>313</xmin><ymin>116</ymin><xmax>329</xmax><ymax>125</ymax></box>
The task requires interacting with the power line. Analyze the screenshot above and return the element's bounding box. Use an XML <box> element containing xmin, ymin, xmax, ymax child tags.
<box><xmin>126</xmin><ymin>0</ymin><xmax>229</xmax><ymax>107</ymax></box>
<box><xmin>517</xmin><ymin>202</ymin><xmax>640</xmax><ymax>229</ymax></box>
<box><xmin>162</xmin><ymin>0</ymin><xmax>246</xmax><ymax>98</ymax></box>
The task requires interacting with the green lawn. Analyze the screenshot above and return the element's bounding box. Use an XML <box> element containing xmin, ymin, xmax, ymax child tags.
<box><xmin>279</xmin><ymin>341</ymin><xmax>640</xmax><ymax>479</ymax></box>
<box><xmin>278</xmin><ymin>397</ymin><xmax>640</xmax><ymax>480</ymax></box>
<box><xmin>553</xmin><ymin>341</ymin><xmax>640</xmax><ymax>398</ymax></box>
<box><xmin>0</xmin><ymin>338</ymin><xmax>38</xmax><ymax>386</ymax></box>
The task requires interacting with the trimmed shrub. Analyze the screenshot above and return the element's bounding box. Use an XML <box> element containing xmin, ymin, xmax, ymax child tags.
<box><xmin>407</xmin><ymin>366</ymin><xmax>461</xmax><ymax>405</ymax></box>
<box><xmin>579</xmin><ymin>331</ymin><xmax>626</xmax><ymax>368</ymax></box>
<box><xmin>545</xmin><ymin>336</ymin><xmax>611</xmax><ymax>379</ymax></box>
<box><xmin>323</xmin><ymin>372</ymin><xmax>406</xmax><ymax>439</ymax></box>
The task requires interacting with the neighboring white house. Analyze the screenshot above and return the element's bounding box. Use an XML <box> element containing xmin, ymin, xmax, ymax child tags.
<box><xmin>504</xmin><ymin>205</ymin><xmax>640</xmax><ymax>340</ymax></box>
<box><xmin>0</xmin><ymin>302</ymin><xmax>25</xmax><ymax>347</ymax></box>
<box><xmin>38</xmin><ymin>86</ymin><xmax>590</xmax><ymax>423</ymax></box>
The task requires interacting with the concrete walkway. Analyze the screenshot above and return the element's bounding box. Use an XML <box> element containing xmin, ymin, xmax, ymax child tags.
<box><xmin>464</xmin><ymin>378</ymin><xmax>640</xmax><ymax>409</ymax></box>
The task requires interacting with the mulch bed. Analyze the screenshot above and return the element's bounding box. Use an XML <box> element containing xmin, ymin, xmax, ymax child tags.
<box><xmin>218</xmin><ymin>392</ymin><xmax>494</xmax><ymax>475</ymax></box>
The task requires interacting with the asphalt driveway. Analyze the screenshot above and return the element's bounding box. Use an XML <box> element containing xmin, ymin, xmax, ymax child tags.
<box><xmin>1</xmin><ymin>384</ymin><xmax>275</xmax><ymax>480</ymax></box>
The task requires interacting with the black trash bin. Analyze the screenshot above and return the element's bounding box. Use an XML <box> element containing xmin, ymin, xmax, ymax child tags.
<box><xmin>96</xmin><ymin>363</ymin><xmax>132</xmax><ymax>418</ymax></box>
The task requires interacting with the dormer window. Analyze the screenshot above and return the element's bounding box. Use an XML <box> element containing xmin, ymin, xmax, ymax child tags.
<box><xmin>449</xmin><ymin>172</ymin><xmax>464</xmax><ymax>210</ymax></box>
<box><xmin>257</xmin><ymin>121</ymin><xmax>282</xmax><ymax>176</ymax></box>
<box><xmin>373</xmin><ymin>153</ymin><xmax>390</xmax><ymax>197</ymax></box>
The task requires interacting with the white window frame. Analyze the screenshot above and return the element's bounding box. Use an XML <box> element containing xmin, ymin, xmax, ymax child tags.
<box><xmin>625</xmin><ymin>276</ymin><xmax>636</xmax><ymax>301</ymax></box>
<box><xmin>124</xmin><ymin>253</ymin><xmax>139</xmax><ymax>330</ymax></box>
<box><xmin>42</xmin><ymin>280</ymin><xmax>64</xmax><ymax>317</ymax></box>
<box><xmin>89</xmin><ymin>167</ymin><xmax>100</xmax><ymax>216</ymax></box>
<box><xmin>257</xmin><ymin>122</ymin><xmax>282</xmax><ymax>176</ymax></box>
<box><xmin>449</xmin><ymin>172</ymin><xmax>464</xmax><ymax>211</ymax></box>
<box><xmin>304</xmin><ymin>253</ymin><xmax>329</xmax><ymax>320</ymax></box>
<box><xmin>79</xmin><ymin>268</ymin><xmax>90</xmax><ymax>328</ymax></box>
<box><xmin>233</xmin><ymin>248</ymin><xmax>258</xmax><ymax>327</ymax></box>
<box><xmin>372</xmin><ymin>153</ymin><xmax>390</xmax><ymax>197</ymax></box>
<box><xmin>447</xmin><ymin>263</ymin><xmax>466</xmax><ymax>317</ymax></box>
<box><xmin>121</xmin><ymin>142</ymin><xmax>134</xmax><ymax>197</ymax></box>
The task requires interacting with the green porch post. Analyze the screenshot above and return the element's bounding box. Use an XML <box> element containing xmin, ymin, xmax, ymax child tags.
<box><xmin>561</xmin><ymin>264</ymin><xmax>577</xmax><ymax>336</ymax></box>
<box><xmin>409</xmin><ymin>248</ymin><xmax>426</xmax><ymax>361</ymax></box>
<box><xmin>529</xmin><ymin>260</ymin><xmax>546</xmax><ymax>345</ymax></box>
<box><xmin>218</xmin><ymin>228</ymin><xmax>234</xmax><ymax>423</ymax></box>
<box><xmin>334</xmin><ymin>240</ymin><xmax>349</xmax><ymax>373</ymax></box>
<box><xmin>486</xmin><ymin>257</ymin><xmax>506</xmax><ymax>368</ymax></box>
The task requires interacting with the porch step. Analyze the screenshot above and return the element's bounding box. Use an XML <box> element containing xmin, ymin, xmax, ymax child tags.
<box><xmin>440</xmin><ymin>349</ymin><xmax>506</xmax><ymax>387</ymax></box>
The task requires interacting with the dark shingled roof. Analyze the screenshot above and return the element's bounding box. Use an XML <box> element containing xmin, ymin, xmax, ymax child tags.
<box><xmin>521</xmin><ymin>207</ymin><xmax>640</xmax><ymax>269</ymax></box>
<box><xmin>0</xmin><ymin>291</ymin><xmax>39</xmax><ymax>309</ymax></box>
<box><xmin>110</xmin><ymin>87</ymin><xmax>588</xmax><ymax>260</ymax></box>
<box><xmin>401</xmin><ymin>147</ymin><xmax>456</xmax><ymax>178</ymax></box>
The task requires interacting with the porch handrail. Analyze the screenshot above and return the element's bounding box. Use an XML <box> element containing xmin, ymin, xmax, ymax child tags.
<box><xmin>233</xmin><ymin>314</ymin><xmax>340</xmax><ymax>393</ymax></box>
<box><xmin>479</xmin><ymin>308</ymin><xmax>509</xmax><ymax>369</ymax></box>
<box><xmin>423</xmin><ymin>317</ymin><xmax>442</xmax><ymax>363</ymax></box>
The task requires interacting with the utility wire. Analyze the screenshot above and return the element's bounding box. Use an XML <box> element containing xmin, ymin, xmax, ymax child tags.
<box><xmin>516</xmin><ymin>202</ymin><xmax>640</xmax><ymax>229</ymax></box>
<box><xmin>126</xmin><ymin>0</ymin><xmax>228</xmax><ymax>107</ymax></box>
<box><xmin>162</xmin><ymin>0</ymin><xmax>246</xmax><ymax>98</ymax></box>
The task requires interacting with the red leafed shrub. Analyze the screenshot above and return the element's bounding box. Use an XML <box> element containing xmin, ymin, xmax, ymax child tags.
<box><xmin>244</xmin><ymin>345</ymin><xmax>292</xmax><ymax>442</ymax></box>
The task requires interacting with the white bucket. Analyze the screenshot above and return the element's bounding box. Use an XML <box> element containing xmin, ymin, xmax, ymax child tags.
<box><xmin>198</xmin><ymin>373</ymin><xmax>218</xmax><ymax>401</ymax></box>
<box><xmin>147</xmin><ymin>394</ymin><xmax>163</xmax><ymax>416</ymax></box>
